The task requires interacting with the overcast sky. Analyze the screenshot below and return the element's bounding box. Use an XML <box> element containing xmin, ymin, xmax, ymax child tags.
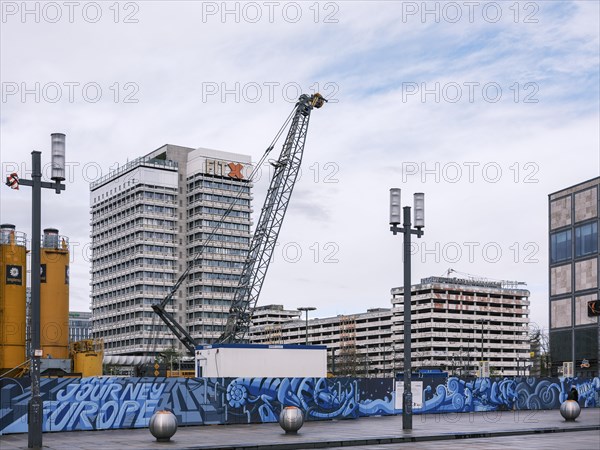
<box><xmin>1</xmin><ymin>1</ymin><xmax>598</xmax><ymax>332</ymax></box>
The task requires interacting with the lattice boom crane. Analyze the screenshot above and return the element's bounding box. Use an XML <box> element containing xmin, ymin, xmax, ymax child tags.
<box><xmin>152</xmin><ymin>93</ymin><xmax>326</xmax><ymax>353</ymax></box>
<box><xmin>217</xmin><ymin>93</ymin><xmax>326</xmax><ymax>343</ymax></box>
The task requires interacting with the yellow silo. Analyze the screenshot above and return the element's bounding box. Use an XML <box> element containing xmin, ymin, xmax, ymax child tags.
<box><xmin>0</xmin><ymin>224</ymin><xmax>28</xmax><ymax>376</ymax></box>
<box><xmin>40</xmin><ymin>228</ymin><xmax>69</xmax><ymax>360</ymax></box>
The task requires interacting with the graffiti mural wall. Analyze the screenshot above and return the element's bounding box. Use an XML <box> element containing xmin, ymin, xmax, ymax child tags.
<box><xmin>1</xmin><ymin>376</ymin><xmax>598</xmax><ymax>434</ymax></box>
<box><xmin>417</xmin><ymin>376</ymin><xmax>600</xmax><ymax>413</ymax></box>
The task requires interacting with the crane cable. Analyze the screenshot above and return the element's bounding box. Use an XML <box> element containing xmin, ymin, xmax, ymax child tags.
<box><xmin>184</xmin><ymin>103</ymin><xmax>296</xmax><ymax>274</ymax></box>
<box><xmin>148</xmin><ymin>103</ymin><xmax>298</xmax><ymax>356</ymax></box>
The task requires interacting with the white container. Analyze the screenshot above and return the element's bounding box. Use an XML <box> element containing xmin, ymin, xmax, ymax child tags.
<box><xmin>195</xmin><ymin>344</ymin><xmax>327</xmax><ymax>378</ymax></box>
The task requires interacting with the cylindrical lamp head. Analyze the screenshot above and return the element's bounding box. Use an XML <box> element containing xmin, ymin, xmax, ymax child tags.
<box><xmin>51</xmin><ymin>133</ymin><xmax>66</xmax><ymax>181</ymax></box>
<box><xmin>414</xmin><ymin>192</ymin><xmax>425</xmax><ymax>228</ymax></box>
<box><xmin>389</xmin><ymin>188</ymin><xmax>401</xmax><ymax>225</ymax></box>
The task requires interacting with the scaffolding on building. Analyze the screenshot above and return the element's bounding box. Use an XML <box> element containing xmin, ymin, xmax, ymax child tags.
<box><xmin>264</xmin><ymin>324</ymin><xmax>283</xmax><ymax>344</ymax></box>
<box><xmin>338</xmin><ymin>315</ymin><xmax>358</xmax><ymax>376</ymax></box>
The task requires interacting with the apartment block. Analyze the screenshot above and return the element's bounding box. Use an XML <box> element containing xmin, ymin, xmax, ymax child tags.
<box><xmin>392</xmin><ymin>276</ymin><xmax>531</xmax><ymax>377</ymax></box>
<box><xmin>90</xmin><ymin>145</ymin><xmax>252</xmax><ymax>356</ymax></box>
<box><xmin>250</xmin><ymin>307</ymin><xmax>395</xmax><ymax>377</ymax></box>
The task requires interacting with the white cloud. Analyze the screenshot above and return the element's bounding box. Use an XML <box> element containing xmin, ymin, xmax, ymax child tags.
<box><xmin>1</xmin><ymin>1</ymin><xmax>598</xmax><ymax>330</ymax></box>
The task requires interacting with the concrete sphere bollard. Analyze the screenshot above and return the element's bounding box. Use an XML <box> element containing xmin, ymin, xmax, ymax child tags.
<box><xmin>559</xmin><ymin>400</ymin><xmax>581</xmax><ymax>421</ymax></box>
<box><xmin>149</xmin><ymin>410</ymin><xmax>178</xmax><ymax>442</ymax></box>
<box><xmin>279</xmin><ymin>406</ymin><xmax>304</xmax><ymax>434</ymax></box>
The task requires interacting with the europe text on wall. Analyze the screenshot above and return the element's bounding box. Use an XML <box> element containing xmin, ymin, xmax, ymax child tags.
<box><xmin>1</xmin><ymin>376</ymin><xmax>598</xmax><ymax>434</ymax></box>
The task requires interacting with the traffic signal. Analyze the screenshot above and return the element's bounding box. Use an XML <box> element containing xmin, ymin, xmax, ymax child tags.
<box><xmin>587</xmin><ymin>300</ymin><xmax>600</xmax><ymax>317</ymax></box>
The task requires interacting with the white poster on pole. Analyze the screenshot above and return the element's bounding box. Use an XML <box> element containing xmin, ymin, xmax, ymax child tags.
<box><xmin>395</xmin><ymin>381</ymin><xmax>423</xmax><ymax>410</ymax></box>
<box><xmin>563</xmin><ymin>361</ymin><xmax>574</xmax><ymax>378</ymax></box>
<box><xmin>479</xmin><ymin>361</ymin><xmax>490</xmax><ymax>378</ymax></box>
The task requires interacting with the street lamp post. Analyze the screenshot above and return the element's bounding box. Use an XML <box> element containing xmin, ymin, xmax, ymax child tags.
<box><xmin>478</xmin><ymin>318</ymin><xmax>489</xmax><ymax>377</ymax></box>
<box><xmin>5</xmin><ymin>134</ymin><xmax>67</xmax><ymax>449</ymax></box>
<box><xmin>471</xmin><ymin>327</ymin><xmax>476</xmax><ymax>376</ymax></box>
<box><xmin>297</xmin><ymin>307</ymin><xmax>316</xmax><ymax>345</ymax></box>
<box><xmin>331</xmin><ymin>347</ymin><xmax>337</xmax><ymax>375</ymax></box>
<box><xmin>389</xmin><ymin>189</ymin><xmax>425</xmax><ymax>431</ymax></box>
<box><xmin>479</xmin><ymin>318</ymin><xmax>485</xmax><ymax>361</ymax></box>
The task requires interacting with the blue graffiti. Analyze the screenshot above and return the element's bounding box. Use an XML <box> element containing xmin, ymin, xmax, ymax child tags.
<box><xmin>415</xmin><ymin>377</ymin><xmax>599</xmax><ymax>414</ymax></box>
<box><xmin>0</xmin><ymin>376</ymin><xmax>598</xmax><ymax>435</ymax></box>
<box><xmin>224</xmin><ymin>377</ymin><xmax>364</xmax><ymax>422</ymax></box>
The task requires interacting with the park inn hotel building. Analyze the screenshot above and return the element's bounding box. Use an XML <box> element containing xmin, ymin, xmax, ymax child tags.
<box><xmin>90</xmin><ymin>145</ymin><xmax>252</xmax><ymax>356</ymax></box>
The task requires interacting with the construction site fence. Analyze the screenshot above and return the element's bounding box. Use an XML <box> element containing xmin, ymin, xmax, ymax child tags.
<box><xmin>1</xmin><ymin>375</ymin><xmax>599</xmax><ymax>434</ymax></box>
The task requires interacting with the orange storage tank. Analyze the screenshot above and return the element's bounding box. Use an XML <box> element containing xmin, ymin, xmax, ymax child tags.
<box><xmin>40</xmin><ymin>228</ymin><xmax>70</xmax><ymax>360</ymax></box>
<box><xmin>0</xmin><ymin>224</ymin><xmax>28</xmax><ymax>375</ymax></box>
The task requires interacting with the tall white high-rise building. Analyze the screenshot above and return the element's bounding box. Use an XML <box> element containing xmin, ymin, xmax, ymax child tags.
<box><xmin>90</xmin><ymin>144</ymin><xmax>252</xmax><ymax>356</ymax></box>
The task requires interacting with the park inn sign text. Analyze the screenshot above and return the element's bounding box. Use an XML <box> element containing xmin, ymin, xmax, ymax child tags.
<box><xmin>205</xmin><ymin>159</ymin><xmax>244</xmax><ymax>180</ymax></box>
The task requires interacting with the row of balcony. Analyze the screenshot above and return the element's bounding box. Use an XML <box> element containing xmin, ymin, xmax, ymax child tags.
<box><xmin>92</xmin><ymin>221</ymin><xmax>177</xmax><ymax>242</ymax></box>
<box><xmin>92</xmin><ymin>196</ymin><xmax>177</xmax><ymax>220</ymax></box>
<box><xmin>393</xmin><ymin>301</ymin><xmax>529</xmax><ymax>314</ymax></box>
<box><xmin>393</xmin><ymin>292</ymin><xmax>530</xmax><ymax>307</ymax></box>
<box><xmin>92</xmin><ymin>305</ymin><xmax>174</xmax><ymax>318</ymax></box>
<box><xmin>91</xmin><ymin>291</ymin><xmax>166</xmax><ymax>308</ymax></box>
<box><xmin>91</xmin><ymin>210</ymin><xmax>177</xmax><ymax>232</ymax></box>
<box><xmin>400</xmin><ymin>329</ymin><xmax>530</xmax><ymax>341</ymax></box>
<box><xmin>92</xmin><ymin>263</ymin><xmax>176</xmax><ymax>282</ymax></box>
<box><xmin>394</xmin><ymin>311</ymin><xmax>530</xmax><ymax>323</ymax></box>
<box><xmin>92</xmin><ymin>252</ymin><xmax>177</xmax><ymax>272</ymax></box>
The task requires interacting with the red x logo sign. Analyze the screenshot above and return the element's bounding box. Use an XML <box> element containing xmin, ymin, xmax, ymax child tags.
<box><xmin>228</xmin><ymin>163</ymin><xmax>244</xmax><ymax>179</ymax></box>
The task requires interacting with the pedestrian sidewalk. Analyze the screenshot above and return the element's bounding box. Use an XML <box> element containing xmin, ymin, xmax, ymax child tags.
<box><xmin>1</xmin><ymin>408</ymin><xmax>599</xmax><ymax>450</ymax></box>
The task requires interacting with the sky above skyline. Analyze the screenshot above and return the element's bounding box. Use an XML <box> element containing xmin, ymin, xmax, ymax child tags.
<box><xmin>1</xmin><ymin>1</ymin><xmax>599</xmax><ymax>332</ymax></box>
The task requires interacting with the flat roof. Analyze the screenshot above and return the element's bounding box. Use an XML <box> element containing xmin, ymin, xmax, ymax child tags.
<box><xmin>549</xmin><ymin>176</ymin><xmax>599</xmax><ymax>200</ymax></box>
<box><xmin>195</xmin><ymin>343</ymin><xmax>327</xmax><ymax>350</ymax></box>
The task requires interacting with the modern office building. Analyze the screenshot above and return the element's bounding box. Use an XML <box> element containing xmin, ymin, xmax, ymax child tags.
<box><xmin>391</xmin><ymin>276</ymin><xmax>531</xmax><ymax>377</ymax></box>
<box><xmin>90</xmin><ymin>144</ymin><xmax>252</xmax><ymax>356</ymax></box>
<box><xmin>549</xmin><ymin>177</ymin><xmax>599</xmax><ymax>377</ymax></box>
<box><xmin>250</xmin><ymin>306</ymin><xmax>395</xmax><ymax>377</ymax></box>
<box><xmin>69</xmin><ymin>311</ymin><xmax>92</xmax><ymax>342</ymax></box>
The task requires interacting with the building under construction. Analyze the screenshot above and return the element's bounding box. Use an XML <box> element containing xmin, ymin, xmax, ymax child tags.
<box><xmin>391</xmin><ymin>276</ymin><xmax>531</xmax><ymax>377</ymax></box>
<box><xmin>250</xmin><ymin>306</ymin><xmax>394</xmax><ymax>377</ymax></box>
<box><xmin>250</xmin><ymin>275</ymin><xmax>531</xmax><ymax>377</ymax></box>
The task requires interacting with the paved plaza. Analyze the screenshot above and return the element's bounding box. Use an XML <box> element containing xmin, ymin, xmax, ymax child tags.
<box><xmin>1</xmin><ymin>408</ymin><xmax>599</xmax><ymax>449</ymax></box>
<box><xmin>328</xmin><ymin>430</ymin><xmax>600</xmax><ymax>450</ymax></box>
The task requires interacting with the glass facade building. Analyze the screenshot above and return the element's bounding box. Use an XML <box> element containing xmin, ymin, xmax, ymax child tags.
<box><xmin>69</xmin><ymin>311</ymin><xmax>92</xmax><ymax>342</ymax></box>
<box><xmin>549</xmin><ymin>177</ymin><xmax>599</xmax><ymax>377</ymax></box>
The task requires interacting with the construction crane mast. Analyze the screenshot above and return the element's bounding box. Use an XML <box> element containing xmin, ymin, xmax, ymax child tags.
<box><xmin>217</xmin><ymin>93</ymin><xmax>326</xmax><ymax>343</ymax></box>
<box><xmin>152</xmin><ymin>93</ymin><xmax>326</xmax><ymax>353</ymax></box>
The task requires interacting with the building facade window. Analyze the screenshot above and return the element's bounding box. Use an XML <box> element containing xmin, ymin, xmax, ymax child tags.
<box><xmin>550</xmin><ymin>229</ymin><xmax>572</xmax><ymax>263</ymax></box>
<box><xmin>575</xmin><ymin>222</ymin><xmax>598</xmax><ymax>257</ymax></box>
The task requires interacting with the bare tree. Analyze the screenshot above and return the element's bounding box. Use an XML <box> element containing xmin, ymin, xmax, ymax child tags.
<box><xmin>529</xmin><ymin>323</ymin><xmax>551</xmax><ymax>377</ymax></box>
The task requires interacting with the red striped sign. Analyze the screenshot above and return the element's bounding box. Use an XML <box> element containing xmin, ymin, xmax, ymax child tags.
<box><xmin>6</xmin><ymin>172</ymin><xmax>19</xmax><ymax>190</ymax></box>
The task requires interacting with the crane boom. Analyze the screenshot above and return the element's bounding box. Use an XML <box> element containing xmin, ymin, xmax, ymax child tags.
<box><xmin>217</xmin><ymin>93</ymin><xmax>325</xmax><ymax>343</ymax></box>
<box><xmin>152</xmin><ymin>93</ymin><xmax>325</xmax><ymax>353</ymax></box>
<box><xmin>151</xmin><ymin>260</ymin><xmax>198</xmax><ymax>354</ymax></box>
